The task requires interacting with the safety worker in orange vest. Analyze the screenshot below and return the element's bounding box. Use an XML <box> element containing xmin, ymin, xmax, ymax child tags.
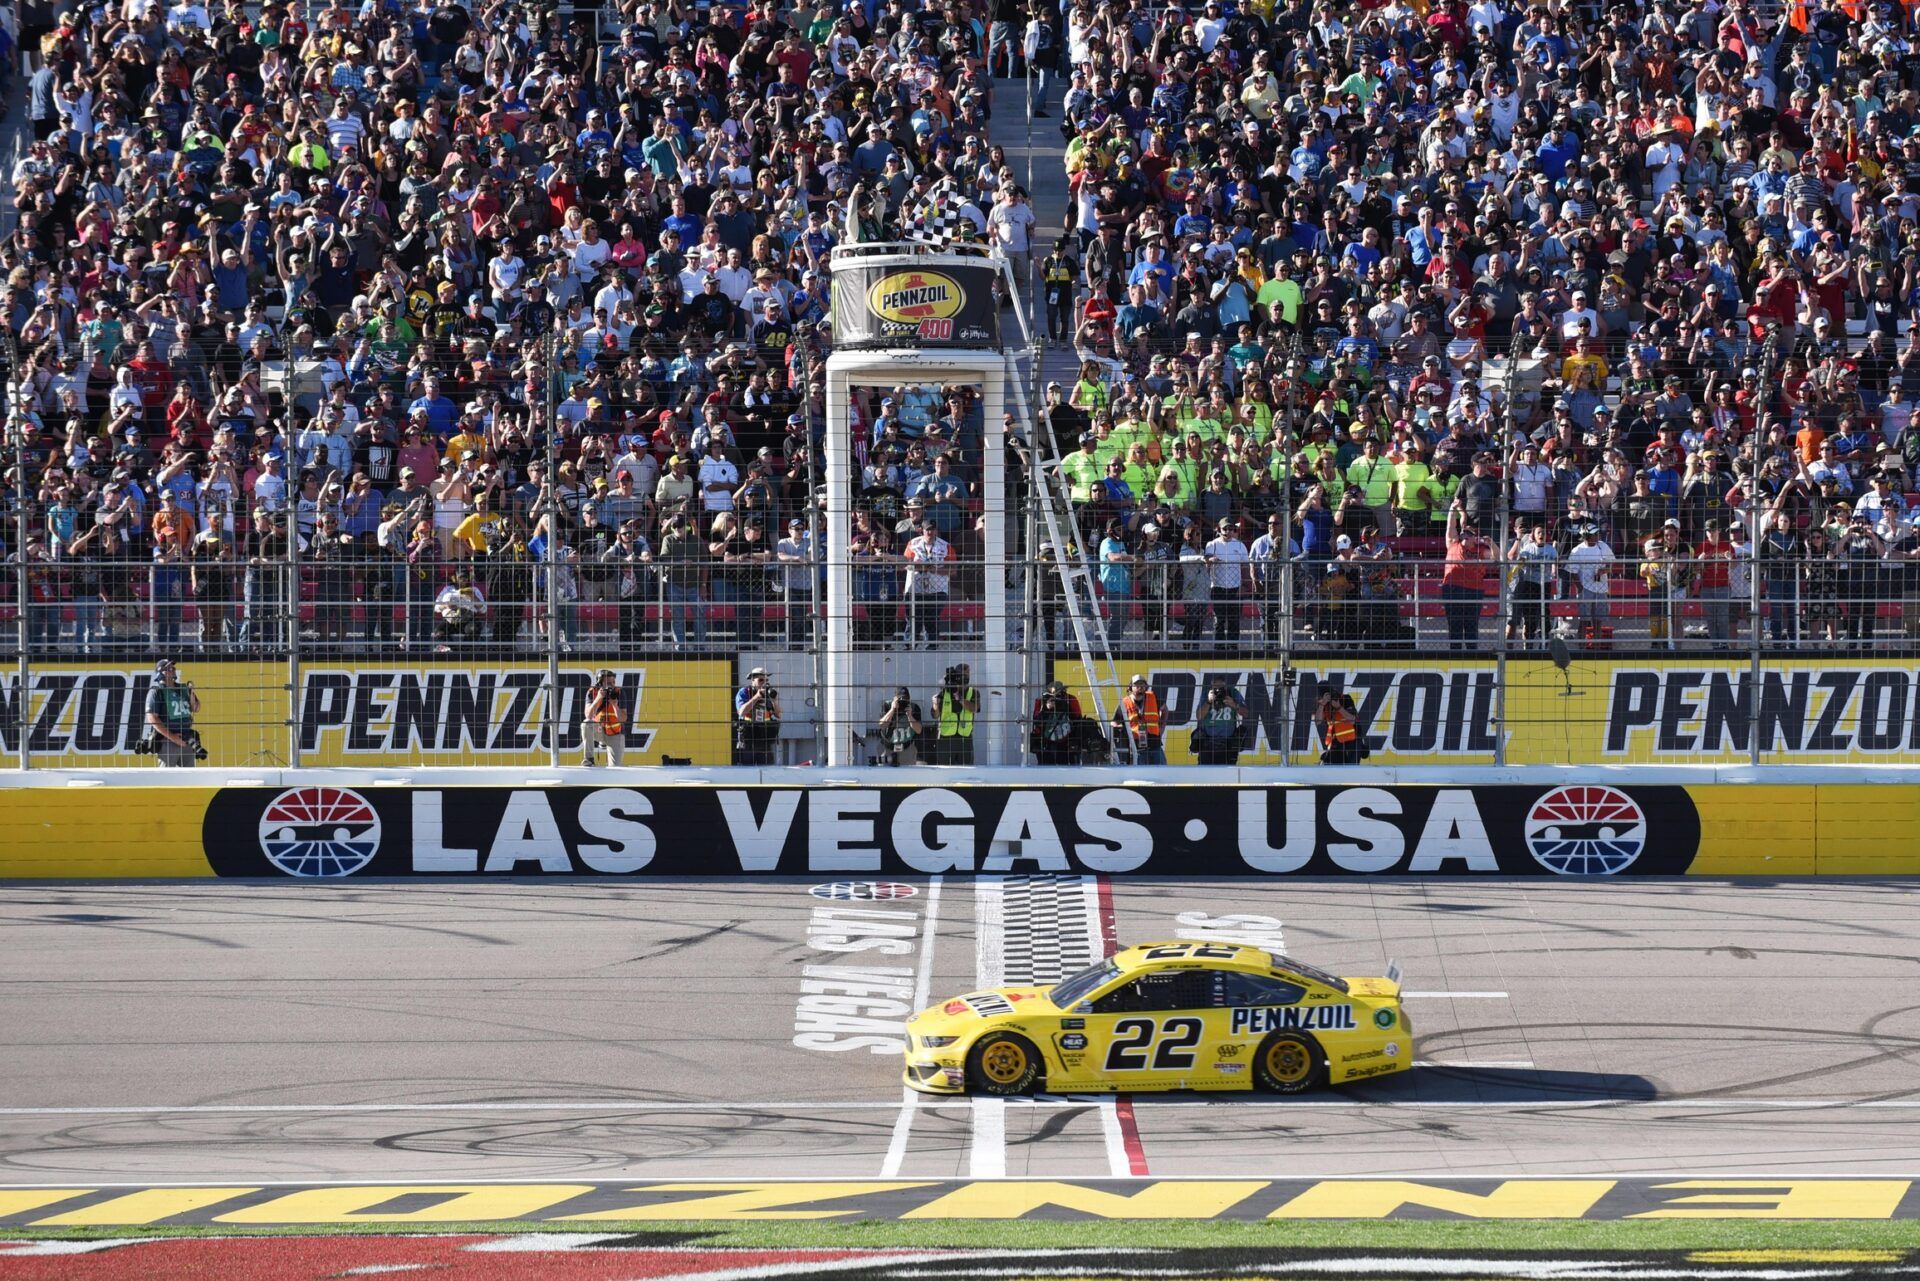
<box><xmin>583</xmin><ymin>669</ymin><xmax>626</xmax><ymax>767</ymax></box>
<box><xmin>1315</xmin><ymin>683</ymin><xmax>1365</xmax><ymax>765</ymax></box>
<box><xmin>1110</xmin><ymin>674</ymin><xmax>1166</xmax><ymax>765</ymax></box>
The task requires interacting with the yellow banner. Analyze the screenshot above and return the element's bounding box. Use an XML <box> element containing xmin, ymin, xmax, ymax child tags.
<box><xmin>0</xmin><ymin>661</ymin><xmax>735</xmax><ymax>767</ymax></box>
<box><xmin>1058</xmin><ymin>658</ymin><xmax>1920</xmax><ymax>766</ymax></box>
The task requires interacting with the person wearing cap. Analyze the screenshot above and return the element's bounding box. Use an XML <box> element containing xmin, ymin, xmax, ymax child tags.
<box><xmin>1566</xmin><ymin>521</ymin><xmax>1616</xmax><ymax>643</ymax></box>
<box><xmin>902</xmin><ymin>514</ymin><xmax>954</xmax><ymax>649</ymax></box>
<box><xmin>876</xmin><ymin>684</ymin><xmax>927</xmax><ymax>767</ymax></box>
<box><xmin>1030</xmin><ymin>679</ymin><xmax>1085</xmax><ymax>766</ymax></box>
<box><xmin>1110</xmin><ymin>674</ymin><xmax>1165</xmax><ymax>766</ymax></box>
<box><xmin>582</xmin><ymin>669</ymin><xmax>627</xmax><ymax>767</ymax></box>
<box><xmin>929</xmin><ymin>662</ymin><xmax>979</xmax><ymax>766</ymax></box>
<box><xmin>1440</xmin><ymin>506</ymin><xmax>1493</xmax><ymax>651</ymax></box>
<box><xmin>143</xmin><ymin>658</ymin><xmax>202</xmax><ymax>767</ymax></box>
<box><xmin>1639</xmin><ymin>519</ymin><xmax>1691</xmax><ymax>650</ymax></box>
<box><xmin>733</xmin><ymin>666</ymin><xmax>781</xmax><ymax>766</ymax></box>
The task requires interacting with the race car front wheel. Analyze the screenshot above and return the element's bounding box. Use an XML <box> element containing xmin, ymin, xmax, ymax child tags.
<box><xmin>967</xmin><ymin>1032</ymin><xmax>1042</xmax><ymax>1095</ymax></box>
<box><xmin>1253</xmin><ymin>1031</ymin><xmax>1325</xmax><ymax>1094</ymax></box>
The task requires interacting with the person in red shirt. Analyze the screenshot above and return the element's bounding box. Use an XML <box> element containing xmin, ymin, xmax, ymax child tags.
<box><xmin>1694</xmin><ymin>520</ymin><xmax>1738</xmax><ymax>646</ymax></box>
<box><xmin>1441</xmin><ymin>506</ymin><xmax>1493</xmax><ymax>651</ymax></box>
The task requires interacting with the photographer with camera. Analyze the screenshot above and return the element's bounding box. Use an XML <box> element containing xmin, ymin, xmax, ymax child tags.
<box><xmin>734</xmin><ymin>666</ymin><xmax>781</xmax><ymax>766</ymax></box>
<box><xmin>1030</xmin><ymin>679</ymin><xmax>1082</xmax><ymax>765</ymax></box>
<box><xmin>1190</xmin><ymin>677</ymin><xmax>1247</xmax><ymax>766</ymax></box>
<box><xmin>931</xmin><ymin>663</ymin><xmax>978</xmax><ymax>765</ymax></box>
<box><xmin>143</xmin><ymin>659</ymin><xmax>204</xmax><ymax>767</ymax></box>
<box><xmin>583</xmin><ymin>669</ymin><xmax>627</xmax><ymax>767</ymax></box>
<box><xmin>1111</xmin><ymin>674</ymin><xmax>1165</xmax><ymax>765</ymax></box>
<box><xmin>877</xmin><ymin>686</ymin><xmax>926</xmax><ymax>766</ymax></box>
<box><xmin>1315</xmin><ymin>683</ymin><xmax>1366</xmax><ymax>765</ymax></box>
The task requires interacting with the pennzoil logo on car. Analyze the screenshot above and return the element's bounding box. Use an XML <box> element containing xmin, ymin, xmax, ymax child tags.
<box><xmin>868</xmin><ymin>270</ymin><xmax>966</xmax><ymax>323</ymax></box>
<box><xmin>1229</xmin><ymin>1005</ymin><xmax>1358</xmax><ymax>1035</ymax></box>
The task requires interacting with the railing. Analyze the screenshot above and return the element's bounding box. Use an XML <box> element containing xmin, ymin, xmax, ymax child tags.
<box><xmin>6</xmin><ymin>550</ymin><xmax>1920</xmax><ymax>771</ymax></box>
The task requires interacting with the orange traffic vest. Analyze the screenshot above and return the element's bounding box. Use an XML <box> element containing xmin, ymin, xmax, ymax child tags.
<box><xmin>591</xmin><ymin>689</ymin><xmax>624</xmax><ymax>735</ymax></box>
<box><xmin>1326</xmin><ymin>707</ymin><xmax>1358</xmax><ymax>745</ymax></box>
<box><xmin>1121</xmin><ymin>692</ymin><xmax>1162</xmax><ymax>742</ymax></box>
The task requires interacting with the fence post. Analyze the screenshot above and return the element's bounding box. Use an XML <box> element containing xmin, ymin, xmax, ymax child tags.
<box><xmin>12</xmin><ymin>381</ymin><xmax>29</xmax><ymax>769</ymax></box>
<box><xmin>285</xmin><ymin>354</ymin><xmax>302</xmax><ymax>769</ymax></box>
<box><xmin>1748</xmin><ymin>502</ymin><xmax>1762</xmax><ymax>768</ymax></box>
<box><xmin>544</xmin><ymin>334</ymin><xmax>562</xmax><ymax>771</ymax></box>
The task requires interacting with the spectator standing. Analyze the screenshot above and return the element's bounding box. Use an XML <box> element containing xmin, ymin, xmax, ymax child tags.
<box><xmin>1441</xmin><ymin>510</ymin><xmax>1493</xmax><ymax>652</ymax></box>
<box><xmin>1566</xmin><ymin>524</ymin><xmax>1616</xmax><ymax>644</ymax></box>
<box><xmin>902</xmin><ymin>518</ymin><xmax>954</xmax><ymax>649</ymax></box>
<box><xmin>1203</xmin><ymin>518</ymin><xmax>1249</xmax><ymax>644</ymax></box>
<box><xmin>1506</xmin><ymin>523</ymin><xmax>1559</xmax><ymax>649</ymax></box>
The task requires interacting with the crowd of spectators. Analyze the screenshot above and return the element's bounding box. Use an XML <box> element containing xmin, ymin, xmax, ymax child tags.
<box><xmin>8</xmin><ymin>0</ymin><xmax>1920</xmax><ymax>663</ymax></box>
<box><xmin>1033</xmin><ymin>0</ymin><xmax>1920</xmax><ymax>649</ymax></box>
<box><xmin>1</xmin><ymin>0</ymin><xmax>1034</xmax><ymax>655</ymax></box>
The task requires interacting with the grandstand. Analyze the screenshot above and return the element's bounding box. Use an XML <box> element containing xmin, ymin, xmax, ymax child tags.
<box><xmin>2</xmin><ymin>0</ymin><xmax>1916</xmax><ymax>771</ymax></box>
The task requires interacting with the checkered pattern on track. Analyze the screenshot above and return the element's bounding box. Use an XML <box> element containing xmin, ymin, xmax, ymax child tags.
<box><xmin>996</xmin><ymin>874</ymin><xmax>1100</xmax><ymax>984</ymax></box>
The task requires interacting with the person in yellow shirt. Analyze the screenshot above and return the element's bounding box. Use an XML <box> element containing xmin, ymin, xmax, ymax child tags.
<box><xmin>444</xmin><ymin>427</ymin><xmax>487</xmax><ymax>465</ymax></box>
<box><xmin>452</xmin><ymin>492</ymin><xmax>506</xmax><ymax>556</ymax></box>
<box><xmin>1120</xmin><ymin>442</ymin><xmax>1158</xmax><ymax>500</ymax></box>
<box><xmin>1344</xmin><ymin>436</ymin><xmax>1399</xmax><ymax>536</ymax></box>
<box><xmin>1560</xmin><ymin>336</ymin><xmax>1609</xmax><ymax>389</ymax></box>
<box><xmin>1391</xmin><ymin>441</ymin><xmax>1440</xmax><ymax>533</ymax></box>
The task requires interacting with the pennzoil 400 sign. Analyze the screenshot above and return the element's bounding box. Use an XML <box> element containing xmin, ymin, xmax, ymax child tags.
<box><xmin>831</xmin><ymin>260</ymin><xmax>1002</xmax><ymax>349</ymax></box>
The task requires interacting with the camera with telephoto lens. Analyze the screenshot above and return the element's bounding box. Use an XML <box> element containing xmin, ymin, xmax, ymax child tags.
<box><xmin>944</xmin><ymin>666</ymin><xmax>963</xmax><ymax>688</ymax></box>
<box><xmin>134</xmin><ymin>728</ymin><xmax>208</xmax><ymax>761</ymax></box>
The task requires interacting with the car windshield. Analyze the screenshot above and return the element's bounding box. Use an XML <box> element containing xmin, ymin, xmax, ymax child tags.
<box><xmin>1049</xmin><ymin>959</ymin><xmax>1120</xmax><ymax>1008</ymax></box>
<box><xmin>1271</xmin><ymin>954</ymin><xmax>1349</xmax><ymax>994</ymax></box>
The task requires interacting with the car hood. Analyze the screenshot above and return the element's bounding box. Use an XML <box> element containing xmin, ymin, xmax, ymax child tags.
<box><xmin>908</xmin><ymin>986</ymin><xmax>1059</xmax><ymax>1036</ymax></box>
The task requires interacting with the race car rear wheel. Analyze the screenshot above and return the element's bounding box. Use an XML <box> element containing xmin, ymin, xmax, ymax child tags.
<box><xmin>1253</xmin><ymin>1031</ymin><xmax>1324</xmax><ymax>1094</ymax></box>
<box><xmin>967</xmin><ymin>1032</ymin><xmax>1042</xmax><ymax>1095</ymax></box>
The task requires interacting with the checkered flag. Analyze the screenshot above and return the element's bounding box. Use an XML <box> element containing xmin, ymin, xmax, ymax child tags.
<box><xmin>904</xmin><ymin>179</ymin><xmax>977</xmax><ymax>249</ymax></box>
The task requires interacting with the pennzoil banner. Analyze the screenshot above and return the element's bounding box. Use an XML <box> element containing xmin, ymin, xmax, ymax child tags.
<box><xmin>1054</xmin><ymin>658</ymin><xmax>1920</xmax><ymax>765</ymax></box>
<box><xmin>831</xmin><ymin>259</ymin><xmax>1003</xmax><ymax>349</ymax></box>
<box><xmin>0</xmin><ymin>661</ymin><xmax>733</xmax><ymax>766</ymax></box>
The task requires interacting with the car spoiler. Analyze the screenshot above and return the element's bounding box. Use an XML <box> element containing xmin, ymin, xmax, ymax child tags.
<box><xmin>1385</xmin><ymin>959</ymin><xmax>1403</xmax><ymax>988</ymax></box>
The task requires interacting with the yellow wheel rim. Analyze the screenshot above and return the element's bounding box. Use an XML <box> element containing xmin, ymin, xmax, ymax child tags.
<box><xmin>980</xmin><ymin>1040</ymin><xmax>1028</xmax><ymax>1084</ymax></box>
<box><xmin>1267</xmin><ymin>1040</ymin><xmax>1311</xmax><ymax>1083</ymax></box>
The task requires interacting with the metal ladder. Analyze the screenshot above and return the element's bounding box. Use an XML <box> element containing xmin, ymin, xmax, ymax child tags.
<box><xmin>1019</xmin><ymin>379</ymin><xmax>1124</xmax><ymax>737</ymax></box>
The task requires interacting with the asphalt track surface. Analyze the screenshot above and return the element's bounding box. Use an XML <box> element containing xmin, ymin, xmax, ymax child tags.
<box><xmin>3</xmin><ymin>879</ymin><xmax>1919</xmax><ymax>1184</ymax></box>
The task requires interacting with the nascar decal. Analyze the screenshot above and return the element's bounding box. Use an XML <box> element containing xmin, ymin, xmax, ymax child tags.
<box><xmin>198</xmin><ymin>784</ymin><xmax>1703</xmax><ymax>878</ymax></box>
<box><xmin>258</xmin><ymin>787</ymin><xmax>382</xmax><ymax>878</ymax></box>
<box><xmin>1230</xmin><ymin>1005</ymin><xmax>1358</xmax><ymax>1034</ymax></box>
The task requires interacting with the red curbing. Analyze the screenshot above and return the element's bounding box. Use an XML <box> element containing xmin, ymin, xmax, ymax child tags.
<box><xmin>1092</xmin><ymin>874</ymin><xmax>1151</xmax><ymax>1177</ymax></box>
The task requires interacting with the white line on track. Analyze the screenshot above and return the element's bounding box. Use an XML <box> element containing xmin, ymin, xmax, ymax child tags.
<box><xmin>1414</xmin><ymin>1061</ymin><xmax>1536</xmax><ymax>1069</ymax></box>
<box><xmin>971</xmin><ymin>878</ymin><xmax>1007</xmax><ymax>1178</ymax></box>
<box><xmin>1402</xmin><ymin>991</ymin><xmax>1510</xmax><ymax>999</ymax></box>
<box><xmin>12</xmin><ymin>1098</ymin><xmax>1920</xmax><ymax>1115</ymax></box>
<box><xmin>879</xmin><ymin>876</ymin><xmax>943</xmax><ymax>1179</ymax></box>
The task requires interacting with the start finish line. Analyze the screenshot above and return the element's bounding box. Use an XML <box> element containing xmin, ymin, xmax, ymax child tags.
<box><xmin>2</xmin><ymin>1179</ymin><xmax>1918</xmax><ymax>1224</ymax></box>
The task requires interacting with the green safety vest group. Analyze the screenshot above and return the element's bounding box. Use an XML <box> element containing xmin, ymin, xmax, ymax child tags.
<box><xmin>938</xmin><ymin>688</ymin><xmax>975</xmax><ymax>738</ymax></box>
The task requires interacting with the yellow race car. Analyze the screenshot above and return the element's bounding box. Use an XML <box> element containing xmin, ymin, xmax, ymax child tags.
<box><xmin>904</xmin><ymin>941</ymin><xmax>1410</xmax><ymax>1095</ymax></box>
